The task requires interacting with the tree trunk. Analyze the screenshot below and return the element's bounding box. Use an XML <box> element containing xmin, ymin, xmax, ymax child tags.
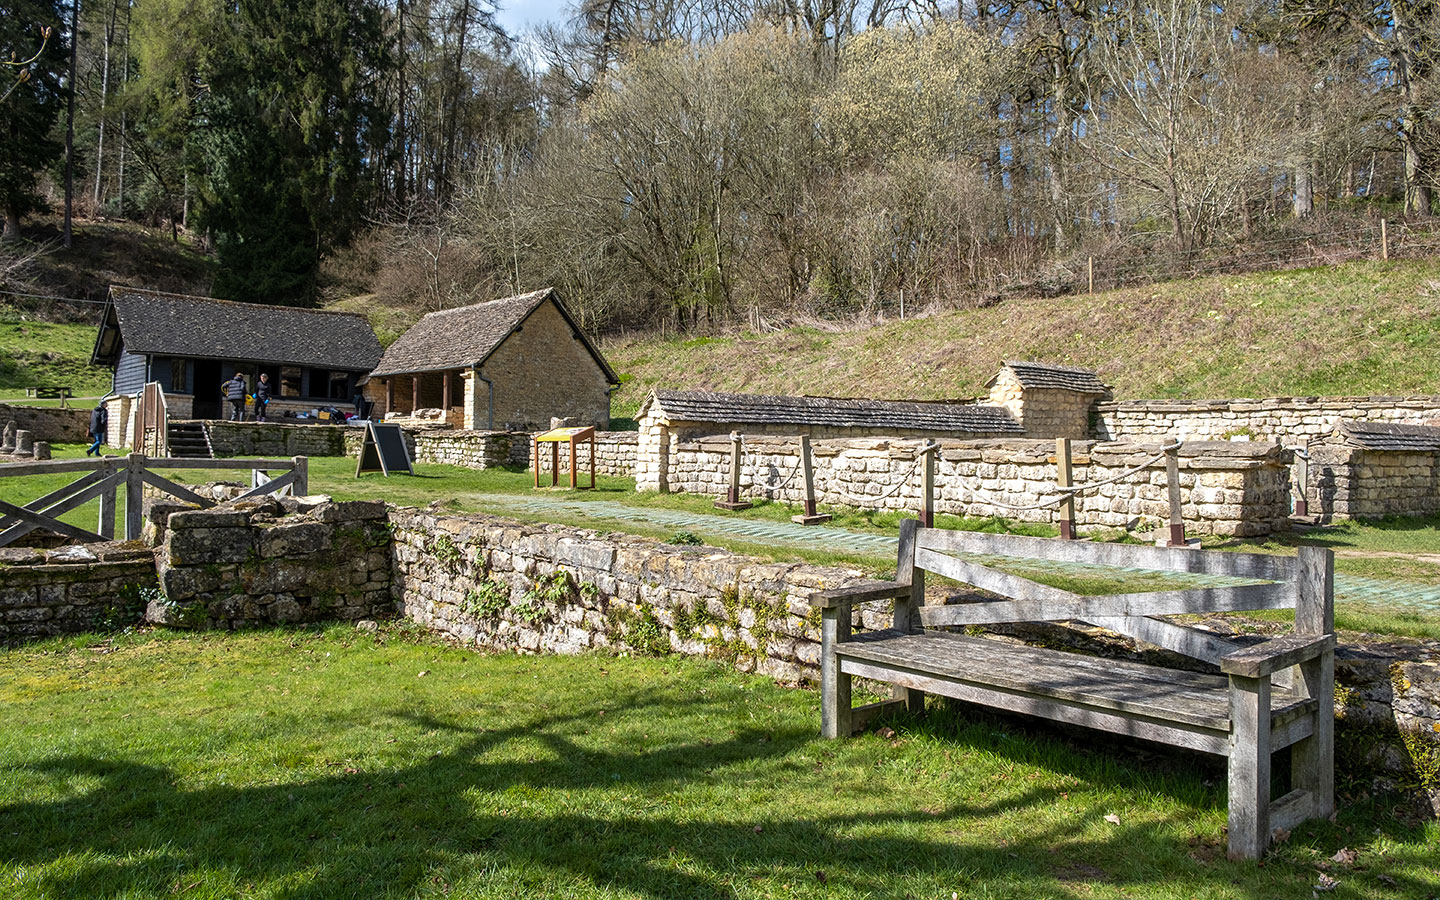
<box><xmin>2</xmin><ymin>206</ymin><xmax>21</xmax><ymax>243</ymax></box>
<box><xmin>1293</xmin><ymin>159</ymin><xmax>1313</xmax><ymax>219</ymax></box>
<box><xmin>63</xmin><ymin>0</ymin><xmax>80</xmax><ymax>248</ymax></box>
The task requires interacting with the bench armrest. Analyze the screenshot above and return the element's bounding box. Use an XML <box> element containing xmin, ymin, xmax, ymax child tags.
<box><xmin>811</xmin><ymin>580</ymin><xmax>910</xmax><ymax>610</ymax></box>
<box><xmin>1220</xmin><ymin>633</ymin><xmax>1336</xmax><ymax>678</ymax></box>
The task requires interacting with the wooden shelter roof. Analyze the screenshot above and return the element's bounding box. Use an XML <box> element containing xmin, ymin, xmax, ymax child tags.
<box><xmin>91</xmin><ymin>286</ymin><xmax>381</xmax><ymax>370</ymax></box>
<box><xmin>370</xmin><ymin>288</ymin><xmax>618</xmax><ymax>382</ymax></box>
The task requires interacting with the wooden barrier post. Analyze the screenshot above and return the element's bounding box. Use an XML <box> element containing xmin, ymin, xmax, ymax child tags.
<box><xmin>1056</xmin><ymin>437</ymin><xmax>1076</xmax><ymax>540</ymax></box>
<box><xmin>532</xmin><ymin>434</ymin><xmax>541</xmax><ymax>488</ymax></box>
<box><xmin>1165</xmin><ymin>441</ymin><xmax>1186</xmax><ymax>547</ymax></box>
<box><xmin>124</xmin><ymin>453</ymin><xmax>145</xmax><ymax>541</ymax></box>
<box><xmin>292</xmin><ymin>456</ymin><xmax>308</xmax><ymax>497</ymax></box>
<box><xmin>1088</xmin><ymin>256</ymin><xmax>1095</xmax><ymax>294</ymax></box>
<box><xmin>98</xmin><ymin>465</ymin><xmax>116</xmax><ymax>540</ymax></box>
<box><xmin>1381</xmin><ymin>218</ymin><xmax>1389</xmax><ymax>261</ymax></box>
<box><xmin>920</xmin><ymin>441</ymin><xmax>936</xmax><ymax>528</ymax></box>
<box><xmin>791</xmin><ymin>434</ymin><xmax>831</xmax><ymax>525</ymax></box>
<box><xmin>715</xmin><ymin>431</ymin><xmax>752</xmax><ymax>511</ymax></box>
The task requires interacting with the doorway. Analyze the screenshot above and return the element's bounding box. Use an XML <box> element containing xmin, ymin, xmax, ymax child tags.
<box><xmin>192</xmin><ymin>360</ymin><xmax>222</xmax><ymax>419</ymax></box>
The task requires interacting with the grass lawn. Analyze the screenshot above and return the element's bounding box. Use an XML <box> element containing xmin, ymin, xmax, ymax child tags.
<box><xmin>2</xmin><ymin>625</ymin><xmax>1434</xmax><ymax>900</ymax></box>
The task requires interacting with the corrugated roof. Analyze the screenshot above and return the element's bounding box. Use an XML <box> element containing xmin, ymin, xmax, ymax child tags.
<box><xmin>641</xmin><ymin>389</ymin><xmax>1022</xmax><ymax>434</ymax></box>
<box><xmin>1334</xmin><ymin>420</ymin><xmax>1440</xmax><ymax>452</ymax></box>
<box><xmin>96</xmin><ymin>286</ymin><xmax>381</xmax><ymax>371</ymax></box>
<box><xmin>989</xmin><ymin>361</ymin><xmax>1110</xmax><ymax>394</ymax></box>
<box><xmin>370</xmin><ymin>288</ymin><xmax>618</xmax><ymax>382</ymax></box>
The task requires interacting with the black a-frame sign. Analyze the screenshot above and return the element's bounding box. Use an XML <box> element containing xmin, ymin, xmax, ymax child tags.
<box><xmin>355</xmin><ymin>422</ymin><xmax>414</xmax><ymax>477</ymax></box>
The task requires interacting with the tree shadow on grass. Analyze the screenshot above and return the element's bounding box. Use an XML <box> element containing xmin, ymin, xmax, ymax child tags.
<box><xmin>0</xmin><ymin>685</ymin><xmax>1429</xmax><ymax>899</ymax></box>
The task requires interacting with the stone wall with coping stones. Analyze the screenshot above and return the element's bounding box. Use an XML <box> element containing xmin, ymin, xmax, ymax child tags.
<box><xmin>1307</xmin><ymin>445</ymin><xmax>1440</xmax><ymax>521</ymax></box>
<box><xmin>529</xmin><ymin>431</ymin><xmax>638</xmax><ymax>477</ymax></box>
<box><xmin>152</xmin><ymin>497</ymin><xmax>394</xmax><ymax>629</ymax></box>
<box><xmin>1095</xmin><ymin>396</ymin><xmax>1440</xmax><ymax>443</ymax></box>
<box><xmin>205</xmin><ymin>422</ymin><xmax>353</xmax><ymax>458</ymax></box>
<box><xmin>664</xmin><ymin>436</ymin><xmax>1292</xmax><ymax>537</ymax></box>
<box><xmin>0</xmin><ymin>402</ymin><xmax>90</xmax><ymax>444</ymax></box>
<box><xmin>986</xmin><ymin>371</ymin><xmax>1095</xmax><ymax>440</ymax></box>
<box><xmin>0</xmin><ymin>542</ymin><xmax>157</xmax><ymax>642</ymax></box>
<box><xmin>388</xmin><ymin>507</ymin><xmax>882</xmax><ymax>684</ymax></box>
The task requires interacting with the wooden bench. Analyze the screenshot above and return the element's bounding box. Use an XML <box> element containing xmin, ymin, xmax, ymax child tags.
<box><xmin>813</xmin><ymin>521</ymin><xmax>1335</xmax><ymax>860</ymax></box>
<box><xmin>25</xmin><ymin>386</ymin><xmax>72</xmax><ymax>406</ymax></box>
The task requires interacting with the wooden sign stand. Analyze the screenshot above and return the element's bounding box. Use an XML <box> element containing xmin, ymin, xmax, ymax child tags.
<box><xmin>533</xmin><ymin>426</ymin><xmax>596</xmax><ymax>490</ymax></box>
<box><xmin>356</xmin><ymin>422</ymin><xmax>414</xmax><ymax>477</ymax></box>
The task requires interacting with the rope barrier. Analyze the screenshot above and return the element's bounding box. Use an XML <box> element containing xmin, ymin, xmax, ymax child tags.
<box><xmin>812</xmin><ymin>443</ymin><xmax>933</xmax><ymax>507</ymax></box>
<box><xmin>738</xmin><ymin>436</ymin><xmax>805</xmax><ymax>496</ymax></box>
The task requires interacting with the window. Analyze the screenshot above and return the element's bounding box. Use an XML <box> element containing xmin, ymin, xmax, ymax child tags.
<box><xmin>280</xmin><ymin>367</ymin><xmax>302</xmax><ymax>398</ymax></box>
<box><xmin>328</xmin><ymin>371</ymin><xmax>350</xmax><ymax>400</ymax></box>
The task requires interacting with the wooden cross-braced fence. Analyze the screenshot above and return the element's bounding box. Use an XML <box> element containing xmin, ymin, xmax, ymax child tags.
<box><xmin>0</xmin><ymin>453</ymin><xmax>309</xmax><ymax>547</ymax></box>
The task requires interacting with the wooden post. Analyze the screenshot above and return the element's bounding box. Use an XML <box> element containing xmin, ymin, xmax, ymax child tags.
<box><xmin>291</xmin><ymin>456</ymin><xmax>308</xmax><ymax>497</ymax></box>
<box><xmin>124</xmin><ymin>453</ymin><xmax>145</xmax><ymax>541</ymax></box>
<box><xmin>98</xmin><ymin>468</ymin><xmax>116</xmax><ymax>540</ymax></box>
<box><xmin>894</xmin><ymin>517</ymin><xmax>925</xmax><ymax>714</ymax></box>
<box><xmin>1227</xmin><ymin>674</ymin><xmax>1272</xmax><ymax>860</ymax></box>
<box><xmin>550</xmin><ymin>441</ymin><xmax>559</xmax><ymax>487</ymax></box>
<box><xmin>920</xmin><ymin>441</ymin><xmax>936</xmax><ymax>528</ymax></box>
<box><xmin>820</xmin><ymin>604</ymin><xmax>853</xmax><ymax>739</ymax></box>
<box><xmin>1056</xmin><ymin>437</ymin><xmax>1076</xmax><ymax>540</ymax></box>
<box><xmin>1380</xmin><ymin>217</ymin><xmax>1389</xmax><ymax>261</ymax></box>
<box><xmin>411</xmin><ymin>374</ymin><xmax>421</xmax><ymax>415</ymax></box>
<box><xmin>1292</xmin><ymin>546</ymin><xmax>1336</xmax><ymax>822</ymax></box>
<box><xmin>442</xmin><ymin>371</ymin><xmax>452</xmax><ymax>415</ymax></box>
<box><xmin>1088</xmin><ymin>256</ymin><xmax>1095</xmax><ymax>294</ymax></box>
<box><xmin>1293</xmin><ymin>440</ymin><xmax>1310</xmax><ymax>518</ymax></box>
<box><xmin>1165</xmin><ymin>442</ymin><xmax>1186</xmax><ymax>547</ymax></box>
<box><xmin>714</xmin><ymin>430</ymin><xmax>752</xmax><ymax>510</ymax></box>
<box><xmin>589</xmin><ymin>433</ymin><xmax>596</xmax><ymax>489</ymax></box>
<box><xmin>568</xmin><ymin>433</ymin><xmax>579</xmax><ymax>489</ymax></box>
<box><xmin>385</xmin><ymin>378</ymin><xmax>394</xmax><ymax>415</ymax></box>
<box><xmin>791</xmin><ymin>434</ymin><xmax>831</xmax><ymax>525</ymax></box>
<box><xmin>532</xmin><ymin>434</ymin><xmax>540</xmax><ymax>488</ymax></box>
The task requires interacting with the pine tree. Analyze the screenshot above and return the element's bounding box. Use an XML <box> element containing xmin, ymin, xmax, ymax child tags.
<box><xmin>0</xmin><ymin>0</ymin><xmax>68</xmax><ymax>241</ymax></box>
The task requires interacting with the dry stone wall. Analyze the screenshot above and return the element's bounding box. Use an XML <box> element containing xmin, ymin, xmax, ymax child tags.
<box><xmin>152</xmin><ymin>497</ymin><xmax>394</xmax><ymax>629</ymax></box>
<box><xmin>665</xmin><ymin>436</ymin><xmax>1292</xmax><ymax>537</ymax></box>
<box><xmin>0</xmin><ymin>542</ymin><xmax>157</xmax><ymax>643</ymax></box>
<box><xmin>529</xmin><ymin>431</ymin><xmax>638</xmax><ymax>477</ymax></box>
<box><xmin>389</xmin><ymin>507</ymin><xmax>876</xmax><ymax>683</ymax></box>
<box><xmin>1307</xmin><ymin>446</ymin><xmax>1440</xmax><ymax>520</ymax></box>
<box><xmin>206</xmin><ymin>421</ymin><xmax>352</xmax><ymax>457</ymax></box>
<box><xmin>0</xmin><ymin>402</ymin><xmax>89</xmax><ymax>444</ymax></box>
<box><xmin>1096</xmin><ymin>396</ymin><xmax>1440</xmax><ymax>444</ymax></box>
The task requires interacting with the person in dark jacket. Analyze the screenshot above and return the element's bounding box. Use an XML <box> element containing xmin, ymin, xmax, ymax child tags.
<box><xmin>86</xmin><ymin>401</ymin><xmax>108</xmax><ymax>456</ymax></box>
<box><xmin>255</xmin><ymin>373</ymin><xmax>272</xmax><ymax>422</ymax></box>
<box><xmin>223</xmin><ymin>372</ymin><xmax>248</xmax><ymax>421</ymax></box>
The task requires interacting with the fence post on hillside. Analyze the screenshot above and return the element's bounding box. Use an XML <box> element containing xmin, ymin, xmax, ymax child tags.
<box><xmin>1293</xmin><ymin>441</ymin><xmax>1311</xmax><ymax>519</ymax></box>
<box><xmin>715</xmin><ymin>431</ymin><xmax>752</xmax><ymax>511</ymax></box>
<box><xmin>791</xmin><ymin>434</ymin><xmax>831</xmax><ymax>526</ymax></box>
<box><xmin>1381</xmin><ymin>218</ymin><xmax>1389</xmax><ymax>261</ymax></box>
<box><xmin>1056</xmin><ymin>437</ymin><xmax>1076</xmax><ymax>540</ymax></box>
<box><xmin>1088</xmin><ymin>257</ymin><xmax>1095</xmax><ymax>294</ymax></box>
<box><xmin>1165</xmin><ymin>441</ymin><xmax>1186</xmax><ymax>548</ymax></box>
<box><xmin>920</xmin><ymin>441</ymin><xmax>937</xmax><ymax>528</ymax></box>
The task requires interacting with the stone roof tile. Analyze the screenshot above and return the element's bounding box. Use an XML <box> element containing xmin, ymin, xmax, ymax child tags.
<box><xmin>992</xmin><ymin>361</ymin><xmax>1110</xmax><ymax>395</ymax></box>
<box><xmin>644</xmin><ymin>389</ymin><xmax>1022</xmax><ymax>434</ymax></box>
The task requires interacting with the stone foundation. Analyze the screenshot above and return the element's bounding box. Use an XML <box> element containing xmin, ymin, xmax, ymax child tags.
<box><xmin>0</xmin><ymin>402</ymin><xmax>90</xmax><ymax>444</ymax></box>
<box><xmin>151</xmin><ymin>496</ymin><xmax>394</xmax><ymax>629</ymax></box>
<box><xmin>0</xmin><ymin>542</ymin><xmax>158</xmax><ymax>643</ymax></box>
<box><xmin>1304</xmin><ymin>445</ymin><xmax>1440</xmax><ymax>521</ymax></box>
<box><xmin>204</xmin><ymin>421</ymin><xmax>353</xmax><ymax>457</ymax></box>
<box><xmin>664</xmin><ymin>437</ymin><xmax>1293</xmax><ymax>537</ymax></box>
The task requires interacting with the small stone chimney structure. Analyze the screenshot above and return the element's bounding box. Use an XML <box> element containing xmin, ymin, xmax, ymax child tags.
<box><xmin>986</xmin><ymin>361</ymin><xmax>1111</xmax><ymax>440</ymax></box>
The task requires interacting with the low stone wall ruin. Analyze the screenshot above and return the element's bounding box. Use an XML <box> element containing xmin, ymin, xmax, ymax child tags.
<box><xmin>0</xmin><ymin>542</ymin><xmax>157</xmax><ymax>643</ymax></box>
<box><xmin>666</xmin><ymin>436</ymin><xmax>1293</xmax><ymax>537</ymax></box>
<box><xmin>151</xmin><ymin>497</ymin><xmax>394</xmax><ymax>629</ymax></box>
<box><xmin>205</xmin><ymin>421</ymin><xmax>352</xmax><ymax>458</ymax></box>
<box><xmin>0</xmin><ymin>402</ymin><xmax>89</xmax><ymax>444</ymax></box>
<box><xmin>337</xmin><ymin>427</ymin><xmax>638</xmax><ymax>475</ymax></box>
<box><xmin>1308</xmin><ymin>445</ymin><xmax>1440</xmax><ymax>521</ymax></box>
<box><xmin>1096</xmin><ymin>396</ymin><xmax>1440</xmax><ymax>444</ymax></box>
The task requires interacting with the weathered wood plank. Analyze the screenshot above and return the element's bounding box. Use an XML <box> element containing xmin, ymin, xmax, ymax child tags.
<box><xmin>914</xmin><ymin>528</ymin><xmax>1296</xmax><ymax>582</ymax></box>
<box><xmin>234</xmin><ymin>469</ymin><xmax>297</xmax><ymax>502</ymax></box>
<box><xmin>839</xmin><ymin>658</ymin><xmax>1231</xmax><ymax>755</ymax></box>
<box><xmin>915</xmin><ymin>547</ymin><xmax>1077</xmax><ymax>605</ymax></box>
<box><xmin>1268</xmin><ymin>789</ymin><xmax>1318</xmax><ymax>833</ymax></box>
<box><xmin>811</xmin><ymin>580</ymin><xmax>908</xmax><ymax>610</ymax></box>
<box><xmin>125</xmin><ymin>455</ymin><xmax>145</xmax><ymax>541</ymax></box>
<box><xmin>849</xmin><ymin>698</ymin><xmax>908</xmax><ymax>734</ymax></box>
<box><xmin>0</xmin><ymin>465</ymin><xmax>114</xmax><ymax>531</ymax></box>
<box><xmin>893</xmin><ymin>517</ymin><xmax>925</xmax><ymax>711</ymax></box>
<box><xmin>0</xmin><ymin>499</ymin><xmax>107</xmax><ymax>546</ymax></box>
<box><xmin>1220</xmin><ymin>634</ymin><xmax>1336</xmax><ymax>678</ymax></box>
<box><xmin>918</xmin><ymin>582</ymin><xmax>1292</xmax><ymax>627</ymax></box>
<box><xmin>820</xmin><ymin>607</ymin><xmax>852</xmax><ymax>740</ymax></box>
<box><xmin>1227</xmin><ymin>674</ymin><xmax>1272</xmax><ymax>860</ymax></box>
<box><xmin>0</xmin><ymin>457</ymin><xmax>112</xmax><ymax>477</ymax></box>
<box><xmin>1086</xmin><ymin>615</ymin><xmax>1240</xmax><ymax>664</ymax></box>
<box><xmin>138</xmin><ymin>470</ymin><xmax>215</xmax><ymax>509</ymax></box>
<box><xmin>143</xmin><ymin>457</ymin><xmax>297</xmax><ymax>470</ymax></box>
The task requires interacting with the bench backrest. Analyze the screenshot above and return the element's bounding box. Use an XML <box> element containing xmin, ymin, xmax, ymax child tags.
<box><xmin>897</xmin><ymin>520</ymin><xmax>1334</xmax><ymax>667</ymax></box>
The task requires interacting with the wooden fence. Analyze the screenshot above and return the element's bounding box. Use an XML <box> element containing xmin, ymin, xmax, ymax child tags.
<box><xmin>0</xmin><ymin>453</ymin><xmax>309</xmax><ymax>547</ymax></box>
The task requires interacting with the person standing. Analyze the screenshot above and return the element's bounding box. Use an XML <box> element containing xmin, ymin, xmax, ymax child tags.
<box><xmin>223</xmin><ymin>372</ymin><xmax>248</xmax><ymax>421</ymax></box>
<box><xmin>255</xmin><ymin>373</ymin><xmax>272</xmax><ymax>422</ymax></box>
<box><xmin>86</xmin><ymin>401</ymin><xmax>108</xmax><ymax>456</ymax></box>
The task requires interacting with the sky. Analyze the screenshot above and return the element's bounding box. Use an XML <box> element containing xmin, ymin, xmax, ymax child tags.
<box><xmin>494</xmin><ymin>0</ymin><xmax>573</xmax><ymax>35</ymax></box>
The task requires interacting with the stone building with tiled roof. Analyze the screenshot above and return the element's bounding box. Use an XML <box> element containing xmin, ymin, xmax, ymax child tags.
<box><xmin>986</xmin><ymin>361</ymin><xmax>1112</xmax><ymax>440</ymax></box>
<box><xmin>91</xmin><ymin>286</ymin><xmax>382</xmax><ymax>421</ymax></box>
<box><xmin>370</xmin><ymin>288</ymin><xmax>618</xmax><ymax>431</ymax></box>
<box><xmin>634</xmin><ymin>388</ymin><xmax>1023</xmax><ymax>492</ymax></box>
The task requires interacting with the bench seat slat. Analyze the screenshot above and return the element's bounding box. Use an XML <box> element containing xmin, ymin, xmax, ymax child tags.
<box><xmin>835</xmin><ymin>631</ymin><xmax>1314</xmax><ymax>735</ymax></box>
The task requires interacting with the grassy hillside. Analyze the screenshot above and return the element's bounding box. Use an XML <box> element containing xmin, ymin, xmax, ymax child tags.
<box><xmin>601</xmin><ymin>258</ymin><xmax>1440</xmax><ymax>416</ymax></box>
<box><xmin>4</xmin><ymin>217</ymin><xmax>215</xmax><ymax>305</ymax></box>
<box><xmin>0</xmin><ymin>311</ymin><xmax>112</xmax><ymax>400</ymax></box>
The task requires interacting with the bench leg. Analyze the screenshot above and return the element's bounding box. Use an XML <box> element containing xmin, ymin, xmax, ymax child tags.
<box><xmin>1290</xmin><ymin>651</ymin><xmax>1335</xmax><ymax>821</ymax></box>
<box><xmin>820</xmin><ymin>606</ymin><xmax>852</xmax><ymax>739</ymax></box>
<box><xmin>1228</xmin><ymin>674</ymin><xmax>1272</xmax><ymax>861</ymax></box>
